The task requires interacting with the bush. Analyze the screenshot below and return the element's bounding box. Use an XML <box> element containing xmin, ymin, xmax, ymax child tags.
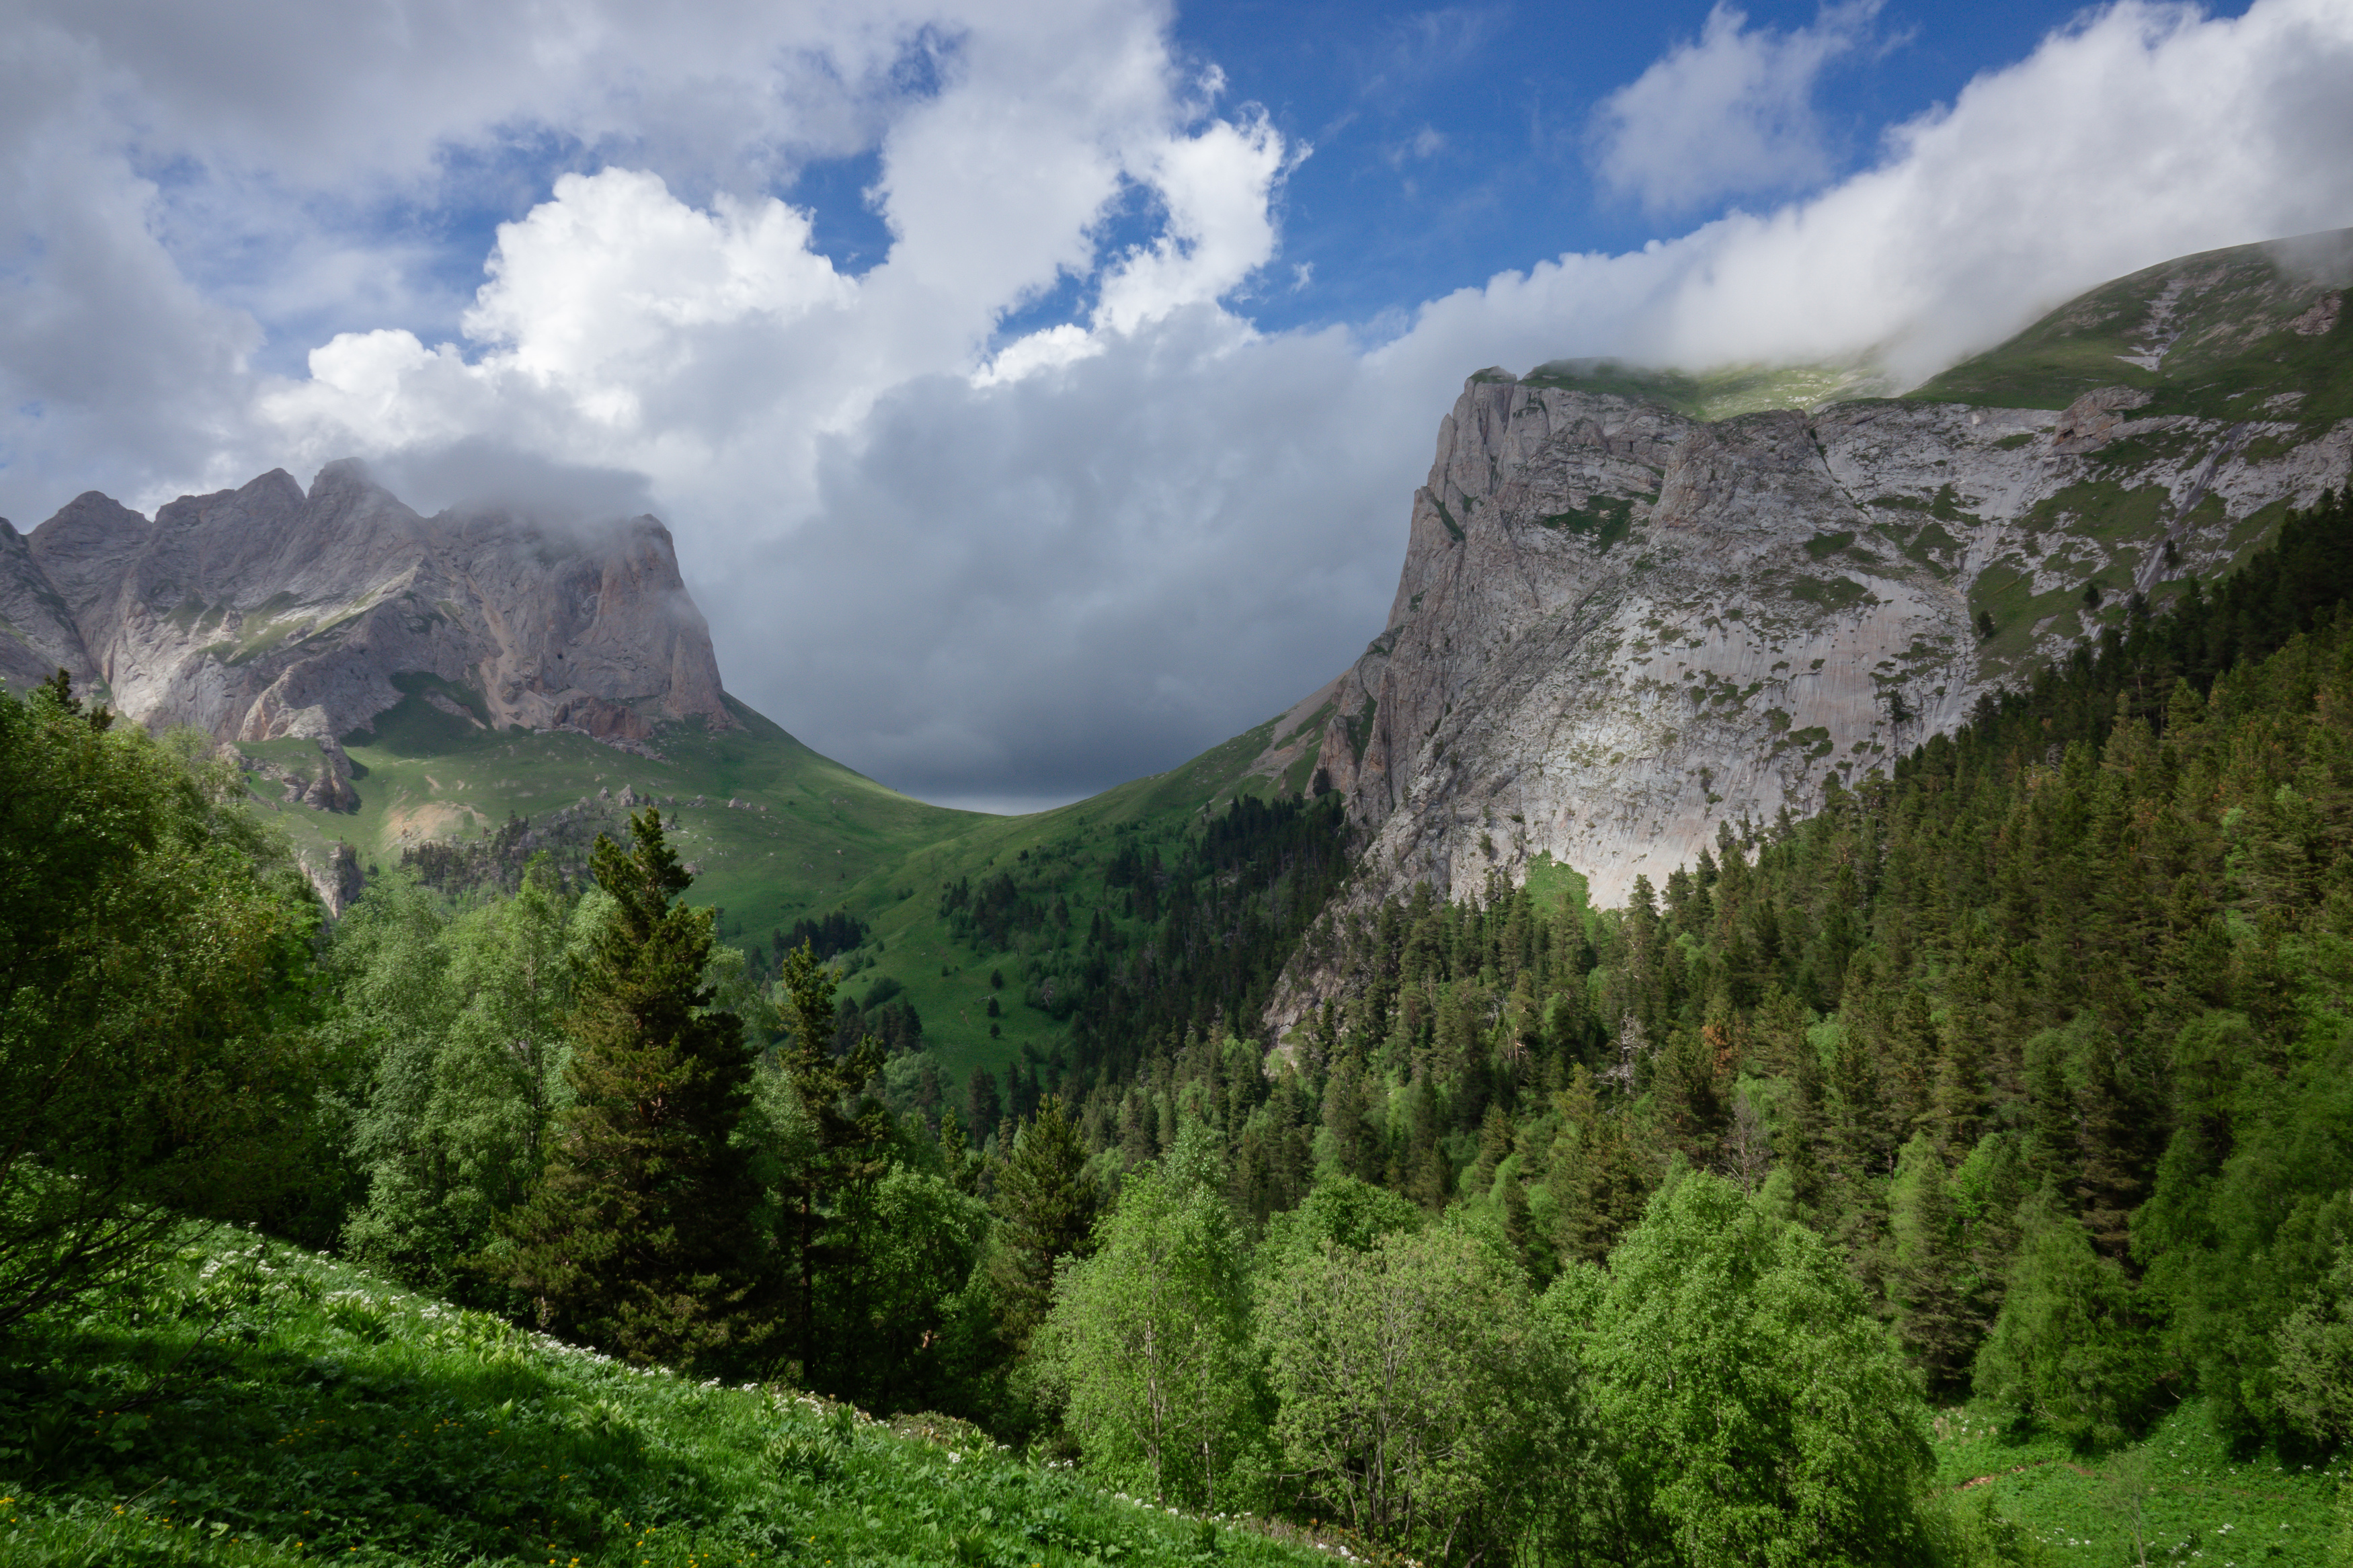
<box><xmin>0</xmin><ymin>679</ymin><xmax>327</xmax><ymax>1331</ymax></box>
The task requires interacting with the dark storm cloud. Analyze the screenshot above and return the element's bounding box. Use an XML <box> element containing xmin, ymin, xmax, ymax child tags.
<box><xmin>699</xmin><ymin>307</ymin><xmax>1422</xmax><ymax>802</ymax></box>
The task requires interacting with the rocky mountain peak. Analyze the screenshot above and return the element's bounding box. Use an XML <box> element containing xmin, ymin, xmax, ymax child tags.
<box><xmin>0</xmin><ymin>460</ymin><xmax>735</xmax><ymax>757</ymax></box>
<box><xmin>1261</xmin><ymin>229</ymin><xmax>2353</xmax><ymax>1033</ymax></box>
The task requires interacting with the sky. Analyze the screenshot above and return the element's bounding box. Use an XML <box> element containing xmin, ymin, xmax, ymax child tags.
<box><xmin>4</xmin><ymin>0</ymin><xmax>2351</xmax><ymax>813</ymax></box>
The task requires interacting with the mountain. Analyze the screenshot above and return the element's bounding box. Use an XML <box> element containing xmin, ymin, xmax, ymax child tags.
<box><xmin>9</xmin><ymin>230</ymin><xmax>2348</xmax><ymax>1079</ymax></box>
<box><xmin>11</xmin><ymin>459</ymin><xmax>730</xmax><ymax>746</ymax></box>
<box><xmin>0</xmin><ymin>460</ymin><xmax>988</xmax><ymax>925</ymax></box>
<box><xmin>1259</xmin><ymin>229</ymin><xmax>2353</xmax><ymax>1030</ymax></box>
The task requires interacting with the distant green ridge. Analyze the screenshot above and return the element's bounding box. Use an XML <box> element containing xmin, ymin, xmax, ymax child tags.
<box><xmin>1499</xmin><ymin>358</ymin><xmax>1897</xmax><ymax>421</ymax></box>
<box><xmin>253</xmin><ymin>686</ymin><xmax>1314</xmax><ymax>1091</ymax></box>
<box><xmin>1908</xmin><ymin>228</ymin><xmax>2353</xmax><ymax>417</ymax></box>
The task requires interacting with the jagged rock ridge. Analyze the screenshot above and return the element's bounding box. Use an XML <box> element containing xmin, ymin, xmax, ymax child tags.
<box><xmin>1263</xmin><ymin>229</ymin><xmax>2353</xmax><ymax>1033</ymax></box>
<box><xmin>0</xmin><ymin>460</ymin><xmax>738</xmax><ymax>913</ymax></box>
<box><xmin>1</xmin><ymin>458</ymin><xmax>733</xmax><ymax>752</ymax></box>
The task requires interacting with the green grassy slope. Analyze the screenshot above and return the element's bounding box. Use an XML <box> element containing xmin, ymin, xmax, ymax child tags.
<box><xmin>1909</xmin><ymin>229</ymin><xmax>2353</xmax><ymax>416</ymax></box>
<box><xmin>1929</xmin><ymin>1398</ymin><xmax>2349</xmax><ymax>1566</ymax></box>
<box><xmin>0</xmin><ymin>1231</ymin><xmax>1332</xmax><ymax>1568</ymax></box>
<box><xmin>793</xmin><ymin>712</ymin><xmax>1309</xmax><ymax>1091</ymax></box>
<box><xmin>255</xmin><ymin>688</ymin><xmax>1319</xmax><ymax>1093</ymax></box>
<box><xmin>255</xmin><ymin>690</ymin><xmax>986</xmax><ymax>942</ymax></box>
<box><xmin>1505</xmin><ymin>358</ymin><xmax>1897</xmax><ymax>419</ymax></box>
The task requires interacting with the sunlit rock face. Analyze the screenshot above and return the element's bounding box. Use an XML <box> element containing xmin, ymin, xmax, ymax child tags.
<box><xmin>3</xmin><ymin>459</ymin><xmax>733</xmax><ymax>751</ymax></box>
<box><xmin>1303</xmin><ymin>374</ymin><xmax>2338</xmax><ymax>919</ymax></box>
<box><xmin>1266</xmin><ymin>227</ymin><xmax>2352</xmax><ymax>1031</ymax></box>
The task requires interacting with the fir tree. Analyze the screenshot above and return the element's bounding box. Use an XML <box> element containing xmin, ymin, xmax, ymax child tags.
<box><xmin>1888</xmin><ymin>1135</ymin><xmax>1972</xmax><ymax>1393</ymax></box>
<box><xmin>988</xmin><ymin>1094</ymin><xmax>1097</xmax><ymax>1350</ymax></box>
<box><xmin>499</xmin><ymin>809</ymin><xmax>765</xmax><ymax>1368</ymax></box>
<box><xmin>1885</xmin><ymin>988</ymin><xmax>1940</xmax><ymax>1139</ymax></box>
<box><xmin>776</xmin><ymin>936</ymin><xmax>887</xmax><ymax>1383</ymax></box>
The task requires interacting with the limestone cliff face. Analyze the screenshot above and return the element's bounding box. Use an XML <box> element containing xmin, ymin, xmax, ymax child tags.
<box><xmin>0</xmin><ymin>517</ymin><xmax>97</xmax><ymax>692</ymax></box>
<box><xmin>1320</xmin><ymin>378</ymin><xmax>2334</xmax><ymax>900</ymax></box>
<box><xmin>1267</xmin><ymin>265</ymin><xmax>2352</xmax><ymax>1032</ymax></box>
<box><xmin>2</xmin><ymin>460</ymin><xmax>733</xmax><ymax>754</ymax></box>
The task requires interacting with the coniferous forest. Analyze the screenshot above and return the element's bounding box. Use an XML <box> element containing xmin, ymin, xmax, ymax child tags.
<box><xmin>7</xmin><ymin>497</ymin><xmax>2353</xmax><ymax>1566</ymax></box>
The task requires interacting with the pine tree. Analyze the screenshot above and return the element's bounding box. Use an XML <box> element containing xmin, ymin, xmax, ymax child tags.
<box><xmin>1885</xmin><ymin>988</ymin><xmax>1940</xmax><ymax>1139</ymax></box>
<box><xmin>939</xmin><ymin>1106</ymin><xmax>980</xmax><ymax>1194</ymax></box>
<box><xmin>1468</xmin><ymin>1104</ymin><xmax>1513</xmax><ymax>1196</ymax></box>
<box><xmin>1499</xmin><ymin>1166</ymin><xmax>1538</xmax><ymax>1281</ymax></box>
<box><xmin>776</xmin><ymin>936</ymin><xmax>887</xmax><ymax>1383</ymax></box>
<box><xmin>989</xmin><ymin>1094</ymin><xmax>1097</xmax><ymax>1350</ymax></box>
<box><xmin>1888</xmin><ymin>1135</ymin><xmax>1972</xmax><ymax>1393</ymax></box>
<box><xmin>1931</xmin><ymin>993</ymin><xmax>1989</xmax><ymax>1156</ymax></box>
<box><xmin>967</xmin><ymin>1063</ymin><xmax>1004</xmax><ymax>1134</ymax></box>
<box><xmin>1404</xmin><ymin>1074</ymin><xmax>1450</xmax><ymax>1208</ymax></box>
<box><xmin>2073</xmin><ymin>1029</ymin><xmax>2149</xmax><ymax>1260</ymax></box>
<box><xmin>499</xmin><ymin>809</ymin><xmax>766</xmax><ymax>1368</ymax></box>
<box><xmin>1322</xmin><ymin>1059</ymin><xmax>1381</xmax><ymax>1182</ymax></box>
<box><xmin>1829</xmin><ymin>1022</ymin><xmax>1890</xmax><ymax>1182</ymax></box>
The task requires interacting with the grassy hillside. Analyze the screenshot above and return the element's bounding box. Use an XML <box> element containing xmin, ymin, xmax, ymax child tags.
<box><xmin>1909</xmin><ymin>229</ymin><xmax>2353</xmax><ymax>417</ymax></box>
<box><xmin>252</xmin><ymin>687</ymin><xmax>1326</xmax><ymax>1096</ymax></box>
<box><xmin>1506</xmin><ymin>358</ymin><xmax>1897</xmax><ymax>419</ymax></box>
<box><xmin>1927</xmin><ymin>1398</ymin><xmax>2348</xmax><ymax>1565</ymax></box>
<box><xmin>0</xmin><ymin>1230</ymin><xmax>1335</xmax><ymax>1568</ymax></box>
<box><xmin>252</xmin><ymin>689</ymin><xmax>983</xmax><ymax>938</ymax></box>
<box><xmin>794</xmin><ymin>709</ymin><xmax>1316</xmax><ymax>1091</ymax></box>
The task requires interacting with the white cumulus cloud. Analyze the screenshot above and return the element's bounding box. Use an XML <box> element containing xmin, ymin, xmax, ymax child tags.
<box><xmin>1589</xmin><ymin>1</ymin><xmax>1881</xmax><ymax>216</ymax></box>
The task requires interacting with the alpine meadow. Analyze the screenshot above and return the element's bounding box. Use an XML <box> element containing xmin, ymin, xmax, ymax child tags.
<box><xmin>7</xmin><ymin>13</ymin><xmax>2353</xmax><ymax>1563</ymax></box>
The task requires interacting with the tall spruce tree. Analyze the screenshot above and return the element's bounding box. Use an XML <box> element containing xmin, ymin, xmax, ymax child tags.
<box><xmin>775</xmin><ymin>936</ymin><xmax>887</xmax><ymax>1386</ymax></box>
<box><xmin>499</xmin><ymin>809</ymin><xmax>766</xmax><ymax>1368</ymax></box>
<box><xmin>988</xmin><ymin>1094</ymin><xmax>1098</xmax><ymax>1349</ymax></box>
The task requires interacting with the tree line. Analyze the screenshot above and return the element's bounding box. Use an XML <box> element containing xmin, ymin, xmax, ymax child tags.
<box><xmin>8</xmin><ymin>490</ymin><xmax>2353</xmax><ymax>1565</ymax></box>
<box><xmin>1043</xmin><ymin>488</ymin><xmax>2353</xmax><ymax>1465</ymax></box>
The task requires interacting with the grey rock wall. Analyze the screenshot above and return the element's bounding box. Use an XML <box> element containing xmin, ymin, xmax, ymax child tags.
<box><xmin>2</xmin><ymin>460</ymin><xmax>733</xmax><ymax>752</ymax></box>
<box><xmin>1267</xmin><ymin>372</ymin><xmax>2352</xmax><ymax>1032</ymax></box>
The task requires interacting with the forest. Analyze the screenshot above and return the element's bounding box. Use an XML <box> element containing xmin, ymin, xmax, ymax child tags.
<box><xmin>7</xmin><ymin>495</ymin><xmax>2353</xmax><ymax>1565</ymax></box>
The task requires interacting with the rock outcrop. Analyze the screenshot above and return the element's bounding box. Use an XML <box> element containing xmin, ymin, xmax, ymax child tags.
<box><xmin>298</xmin><ymin>841</ymin><xmax>366</xmax><ymax>917</ymax></box>
<box><xmin>0</xmin><ymin>460</ymin><xmax>733</xmax><ymax>757</ymax></box>
<box><xmin>1265</xmin><ymin>231</ymin><xmax>2353</xmax><ymax>1032</ymax></box>
<box><xmin>0</xmin><ymin>518</ymin><xmax>98</xmax><ymax>693</ymax></box>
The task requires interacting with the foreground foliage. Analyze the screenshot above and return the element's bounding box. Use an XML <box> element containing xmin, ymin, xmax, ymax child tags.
<box><xmin>0</xmin><ymin>677</ymin><xmax>326</xmax><ymax>1332</ymax></box>
<box><xmin>0</xmin><ymin>1233</ymin><xmax>1328</xmax><ymax>1568</ymax></box>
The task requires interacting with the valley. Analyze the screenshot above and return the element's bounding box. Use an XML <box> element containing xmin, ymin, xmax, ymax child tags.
<box><xmin>5</xmin><ymin>231</ymin><xmax>2350</xmax><ymax>1091</ymax></box>
<box><xmin>6</xmin><ymin>227</ymin><xmax>2353</xmax><ymax>1568</ymax></box>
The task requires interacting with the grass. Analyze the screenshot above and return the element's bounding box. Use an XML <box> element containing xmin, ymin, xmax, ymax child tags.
<box><xmin>1967</xmin><ymin>558</ymin><xmax>2092</xmax><ymax>673</ymax></box>
<box><xmin>1930</xmin><ymin>1399</ymin><xmax>2349</xmax><ymax>1566</ymax></box>
<box><xmin>1509</xmin><ymin>358</ymin><xmax>1895</xmax><ymax>420</ymax></box>
<box><xmin>1788</xmin><ymin>575</ymin><xmax>1871</xmax><ymax>612</ymax></box>
<box><xmin>2020</xmin><ymin>481</ymin><xmax>2171</xmax><ymax>549</ymax></box>
<box><xmin>1534</xmin><ymin>497</ymin><xmax>1637</xmax><ymax>551</ymax></box>
<box><xmin>809</xmin><ymin>710</ymin><xmax>1318</xmax><ymax>1090</ymax></box>
<box><xmin>0</xmin><ymin>1233</ymin><xmax>1334</xmax><ymax>1568</ymax></box>
<box><xmin>1907</xmin><ymin>233</ymin><xmax>2353</xmax><ymax>418</ymax></box>
<box><xmin>256</xmin><ymin>690</ymin><xmax>987</xmax><ymax>961</ymax></box>
<box><xmin>251</xmin><ymin>681</ymin><xmax>1324</xmax><ymax>1099</ymax></box>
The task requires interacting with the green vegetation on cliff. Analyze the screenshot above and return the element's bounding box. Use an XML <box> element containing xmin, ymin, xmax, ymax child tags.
<box><xmin>1910</xmin><ymin>231</ymin><xmax>2353</xmax><ymax>417</ymax></box>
